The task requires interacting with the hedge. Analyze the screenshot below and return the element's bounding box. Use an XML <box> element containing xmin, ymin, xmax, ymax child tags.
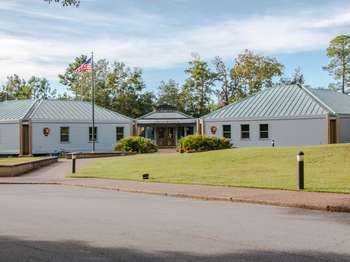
<box><xmin>177</xmin><ymin>135</ymin><xmax>231</xmax><ymax>153</ymax></box>
<box><xmin>115</xmin><ymin>136</ymin><xmax>158</xmax><ymax>153</ymax></box>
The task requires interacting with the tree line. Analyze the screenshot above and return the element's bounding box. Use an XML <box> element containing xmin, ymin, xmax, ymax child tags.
<box><xmin>1</xmin><ymin>35</ymin><xmax>349</xmax><ymax>118</ymax></box>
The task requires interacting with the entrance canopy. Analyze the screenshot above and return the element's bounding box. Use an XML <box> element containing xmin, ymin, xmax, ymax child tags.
<box><xmin>137</xmin><ymin>105</ymin><xmax>196</xmax><ymax>125</ymax></box>
<box><xmin>136</xmin><ymin>105</ymin><xmax>197</xmax><ymax>147</ymax></box>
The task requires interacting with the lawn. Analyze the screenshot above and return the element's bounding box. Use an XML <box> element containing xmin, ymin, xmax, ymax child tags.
<box><xmin>0</xmin><ymin>157</ymin><xmax>46</xmax><ymax>165</ymax></box>
<box><xmin>74</xmin><ymin>144</ymin><xmax>350</xmax><ymax>193</ymax></box>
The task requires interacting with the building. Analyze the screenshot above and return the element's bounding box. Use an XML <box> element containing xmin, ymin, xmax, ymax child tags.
<box><xmin>136</xmin><ymin>105</ymin><xmax>197</xmax><ymax>147</ymax></box>
<box><xmin>2</xmin><ymin>85</ymin><xmax>350</xmax><ymax>155</ymax></box>
<box><xmin>201</xmin><ymin>85</ymin><xmax>350</xmax><ymax>147</ymax></box>
<box><xmin>0</xmin><ymin>100</ymin><xmax>133</xmax><ymax>155</ymax></box>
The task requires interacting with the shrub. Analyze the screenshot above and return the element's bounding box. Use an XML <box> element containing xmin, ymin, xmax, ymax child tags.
<box><xmin>115</xmin><ymin>136</ymin><xmax>158</xmax><ymax>153</ymax></box>
<box><xmin>177</xmin><ymin>135</ymin><xmax>231</xmax><ymax>153</ymax></box>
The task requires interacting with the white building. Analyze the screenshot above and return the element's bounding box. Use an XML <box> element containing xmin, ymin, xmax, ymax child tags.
<box><xmin>0</xmin><ymin>100</ymin><xmax>133</xmax><ymax>155</ymax></box>
<box><xmin>201</xmin><ymin>85</ymin><xmax>350</xmax><ymax>147</ymax></box>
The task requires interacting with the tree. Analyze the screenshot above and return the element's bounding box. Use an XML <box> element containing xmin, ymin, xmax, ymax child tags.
<box><xmin>59</xmin><ymin>56</ymin><xmax>155</xmax><ymax>118</ymax></box>
<box><xmin>231</xmin><ymin>49</ymin><xmax>284</xmax><ymax>96</ymax></box>
<box><xmin>213</xmin><ymin>56</ymin><xmax>243</xmax><ymax>106</ymax></box>
<box><xmin>280</xmin><ymin>67</ymin><xmax>305</xmax><ymax>86</ymax></box>
<box><xmin>107</xmin><ymin>62</ymin><xmax>155</xmax><ymax>118</ymax></box>
<box><xmin>323</xmin><ymin>35</ymin><xmax>350</xmax><ymax>94</ymax></box>
<box><xmin>2</xmin><ymin>74</ymin><xmax>30</xmax><ymax>100</ymax></box>
<box><xmin>45</xmin><ymin>0</ymin><xmax>80</xmax><ymax>6</ymax></box>
<box><xmin>157</xmin><ymin>80</ymin><xmax>183</xmax><ymax>110</ymax></box>
<box><xmin>58</xmin><ymin>55</ymin><xmax>91</xmax><ymax>100</ymax></box>
<box><xmin>0</xmin><ymin>91</ymin><xmax>8</xmax><ymax>102</ymax></box>
<box><xmin>1</xmin><ymin>75</ymin><xmax>56</xmax><ymax>100</ymax></box>
<box><xmin>27</xmin><ymin>76</ymin><xmax>56</xmax><ymax>99</ymax></box>
<box><xmin>182</xmin><ymin>55</ymin><xmax>217</xmax><ymax>117</ymax></box>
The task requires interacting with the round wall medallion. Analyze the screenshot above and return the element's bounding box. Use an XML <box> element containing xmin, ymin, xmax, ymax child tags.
<box><xmin>210</xmin><ymin>126</ymin><xmax>217</xmax><ymax>134</ymax></box>
<box><xmin>43</xmin><ymin>127</ymin><xmax>50</xmax><ymax>136</ymax></box>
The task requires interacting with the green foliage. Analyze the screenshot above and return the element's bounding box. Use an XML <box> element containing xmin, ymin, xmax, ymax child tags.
<box><xmin>323</xmin><ymin>35</ymin><xmax>350</xmax><ymax>94</ymax></box>
<box><xmin>177</xmin><ymin>135</ymin><xmax>231</xmax><ymax>153</ymax></box>
<box><xmin>27</xmin><ymin>76</ymin><xmax>56</xmax><ymax>99</ymax></box>
<box><xmin>157</xmin><ymin>79</ymin><xmax>183</xmax><ymax>110</ymax></box>
<box><xmin>115</xmin><ymin>136</ymin><xmax>158</xmax><ymax>153</ymax></box>
<box><xmin>213</xmin><ymin>56</ymin><xmax>241</xmax><ymax>106</ymax></box>
<box><xmin>1</xmin><ymin>74</ymin><xmax>55</xmax><ymax>100</ymax></box>
<box><xmin>231</xmin><ymin>49</ymin><xmax>284</xmax><ymax>96</ymax></box>
<box><xmin>59</xmin><ymin>56</ymin><xmax>155</xmax><ymax>118</ymax></box>
<box><xmin>182</xmin><ymin>55</ymin><xmax>217</xmax><ymax>117</ymax></box>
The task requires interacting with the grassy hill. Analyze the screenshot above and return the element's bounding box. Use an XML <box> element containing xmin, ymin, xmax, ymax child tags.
<box><xmin>75</xmin><ymin>144</ymin><xmax>350</xmax><ymax>193</ymax></box>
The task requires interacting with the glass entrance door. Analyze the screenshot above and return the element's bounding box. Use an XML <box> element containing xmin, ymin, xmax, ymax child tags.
<box><xmin>156</xmin><ymin>127</ymin><xmax>176</xmax><ymax>147</ymax></box>
<box><xmin>167</xmin><ymin>127</ymin><xmax>175</xmax><ymax>146</ymax></box>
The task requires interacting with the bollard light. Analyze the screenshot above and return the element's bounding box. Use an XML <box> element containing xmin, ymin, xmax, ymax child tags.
<box><xmin>72</xmin><ymin>154</ymin><xmax>77</xmax><ymax>174</ymax></box>
<box><xmin>297</xmin><ymin>151</ymin><xmax>304</xmax><ymax>190</ymax></box>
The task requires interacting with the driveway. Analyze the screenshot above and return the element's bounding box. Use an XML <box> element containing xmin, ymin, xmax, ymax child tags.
<box><xmin>0</xmin><ymin>185</ymin><xmax>349</xmax><ymax>262</ymax></box>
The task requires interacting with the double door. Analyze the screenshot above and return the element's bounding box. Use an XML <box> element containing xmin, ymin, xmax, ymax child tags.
<box><xmin>156</xmin><ymin>127</ymin><xmax>176</xmax><ymax>147</ymax></box>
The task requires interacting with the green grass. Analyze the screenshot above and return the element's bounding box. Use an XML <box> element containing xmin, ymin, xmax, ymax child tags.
<box><xmin>74</xmin><ymin>144</ymin><xmax>350</xmax><ymax>193</ymax></box>
<box><xmin>0</xmin><ymin>157</ymin><xmax>46</xmax><ymax>165</ymax></box>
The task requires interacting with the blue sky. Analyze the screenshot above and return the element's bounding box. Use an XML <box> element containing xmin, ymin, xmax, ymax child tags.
<box><xmin>0</xmin><ymin>0</ymin><xmax>349</xmax><ymax>95</ymax></box>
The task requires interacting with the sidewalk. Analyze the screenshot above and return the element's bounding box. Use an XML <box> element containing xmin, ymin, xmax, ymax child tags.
<box><xmin>62</xmin><ymin>179</ymin><xmax>350</xmax><ymax>212</ymax></box>
<box><xmin>1</xmin><ymin>159</ymin><xmax>350</xmax><ymax>212</ymax></box>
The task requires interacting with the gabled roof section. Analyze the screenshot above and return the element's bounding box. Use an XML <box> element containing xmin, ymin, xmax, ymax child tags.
<box><xmin>203</xmin><ymin>85</ymin><xmax>333</xmax><ymax>121</ymax></box>
<box><xmin>0</xmin><ymin>100</ymin><xmax>37</xmax><ymax>122</ymax></box>
<box><xmin>307</xmin><ymin>88</ymin><xmax>350</xmax><ymax>115</ymax></box>
<box><xmin>139</xmin><ymin>111</ymin><xmax>193</xmax><ymax>120</ymax></box>
<box><xmin>138</xmin><ymin>105</ymin><xmax>196</xmax><ymax>124</ymax></box>
<box><xmin>30</xmin><ymin>100</ymin><xmax>133</xmax><ymax>123</ymax></box>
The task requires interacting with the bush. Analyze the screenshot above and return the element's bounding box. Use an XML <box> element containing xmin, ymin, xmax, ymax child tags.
<box><xmin>177</xmin><ymin>135</ymin><xmax>231</xmax><ymax>153</ymax></box>
<box><xmin>115</xmin><ymin>136</ymin><xmax>158</xmax><ymax>153</ymax></box>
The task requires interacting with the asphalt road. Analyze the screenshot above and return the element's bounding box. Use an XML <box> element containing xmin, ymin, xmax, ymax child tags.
<box><xmin>0</xmin><ymin>185</ymin><xmax>349</xmax><ymax>262</ymax></box>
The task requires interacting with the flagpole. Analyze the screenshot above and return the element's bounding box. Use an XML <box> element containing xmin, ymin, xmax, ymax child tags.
<box><xmin>91</xmin><ymin>51</ymin><xmax>95</xmax><ymax>152</ymax></box>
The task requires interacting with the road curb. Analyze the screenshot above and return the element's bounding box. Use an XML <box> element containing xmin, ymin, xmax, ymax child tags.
<box><xmin>1</xmin><ymin>181</ymin><xmax>349</xmax><ymax>213</ymax></box>
<box><xmin>62</xmin><ymin>183</ymin><xmax>350</xmax><ymax>213</ymax></box>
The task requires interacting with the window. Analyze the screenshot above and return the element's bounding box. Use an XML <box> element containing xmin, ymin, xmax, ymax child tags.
<box><xmin>60</xmin><ymin>127</ymin><xmax>69</xmax><ymax>143</ymax></box>
<box><xmin>259</xmin><ymin>124</ymin><xmax>269</xmax><ymax>139</ymax></box>
<box><xmin>222</xmin><ymin>125</ymin><xmax>231</xmax><ymax>139</ymax></box>
<box><xmin>241</xmin><ymin>124</ymin><xmax>250</xmax><ymax>139</ymax></box>
<box><xmin>116</xmin><ymin>127</ymin><xmax>124</xmax><ymax>141</ymax></box>
<box><xmin>89</xmin><ymin>126</ymin><xmax>98</xmax><ymax>142</ymax></box>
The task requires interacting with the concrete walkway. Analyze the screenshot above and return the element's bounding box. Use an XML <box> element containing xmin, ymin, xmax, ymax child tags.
<box><xmin>1</xmin><ymin>158</ymin><xmax>350</xmax><ymax>212</ymax></box>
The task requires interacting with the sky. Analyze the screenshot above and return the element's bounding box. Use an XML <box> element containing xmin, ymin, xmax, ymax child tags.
<box><xmin>0</xmin><ymin>0</ymin><xmax>349</xmax><ymax>95</ymax></box>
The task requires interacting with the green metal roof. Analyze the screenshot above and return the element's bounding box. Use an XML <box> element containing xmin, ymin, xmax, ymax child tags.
<box><xmin>307</xmin><ymin>88</ymin><xmax>350</xmax><ymax>114</ymax></box>
<box><xmin>203</xmin><ymin>85</ymin><xmax>343</xmax><ymax>121</ymax></box>
<box><xmin>0</xmin><ymin>100</ymin><xmax>36</xmax><ymax>122</ymax></box>
<box><xmin>30</xmin><ymin>100</ymin><xmax>132</xmax><ymax>123</ymax></box>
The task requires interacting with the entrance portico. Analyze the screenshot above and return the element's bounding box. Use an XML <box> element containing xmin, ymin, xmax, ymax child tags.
<box><xmin>137</xmin><ymin>105</ymin><xmax>197</xmax><ymax>147</ymax></box>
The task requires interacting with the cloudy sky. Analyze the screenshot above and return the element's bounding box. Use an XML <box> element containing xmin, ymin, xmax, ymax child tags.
<box><xmin>0</xmin><ymin>0</ymin><xmax>349</xmax><ymax>94</ymax></box>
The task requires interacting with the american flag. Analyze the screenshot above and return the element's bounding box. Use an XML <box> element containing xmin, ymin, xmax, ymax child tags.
<box><xmin>74</xmin><ymin>57</ymin><xmax>92</xmax><ymax>74</ymax></box>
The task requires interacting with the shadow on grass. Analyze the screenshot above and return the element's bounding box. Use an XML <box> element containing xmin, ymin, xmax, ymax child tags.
<box><xmin>0</xmin><ymin>236</ymin><xmax>349</xmax><ymax>262</ymax></box>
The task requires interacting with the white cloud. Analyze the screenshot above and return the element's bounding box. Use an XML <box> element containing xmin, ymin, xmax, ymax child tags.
<box><xmin>0</xmin><ymin>3</ymin><xmax>349</xmax><ymax>84</ymax></box>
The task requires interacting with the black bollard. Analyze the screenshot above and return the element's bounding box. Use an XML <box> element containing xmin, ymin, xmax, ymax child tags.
<box><xmin>72</xmin><ymin>154</ymin><xmax>76</xmax><ymax>174</ymax></box>
<box><xmin>297</xmin><ymin>151</ymin><xmax>304</xmax><ymax>190</ymax></box>
<box><xmin>142</xmin><ymin>173</ymin><xmax>149</xmax><ymax>180</ymax></box>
